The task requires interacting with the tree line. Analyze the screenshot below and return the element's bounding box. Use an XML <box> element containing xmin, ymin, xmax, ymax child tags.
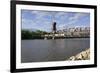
<box><xmin>21</xmin><ymin>30</ymin><xmax>48</xmax><ymax>39</ymax></box>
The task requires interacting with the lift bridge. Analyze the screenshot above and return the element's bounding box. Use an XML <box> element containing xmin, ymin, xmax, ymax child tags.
<box><xmin>44</xmin><ymin>22</ymin><xmax>90</xmax><ymax>40</ymax></box>
<box><xmin>44</xmin><ymin>22</ymin><xmax>57</xmax><ymax>40</ymax></box>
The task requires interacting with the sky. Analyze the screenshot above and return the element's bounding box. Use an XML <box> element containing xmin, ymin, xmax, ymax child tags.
<box><xmin>21</xmin><ymin>9</ymin><xmax>90</xmax><ymax>32</ymax></box>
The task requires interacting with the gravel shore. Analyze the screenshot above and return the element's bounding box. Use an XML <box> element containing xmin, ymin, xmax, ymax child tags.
<box><xmin>68</xmin><ymin>48</ymin><xmax>90</xmax><ymax>60</ymax></box>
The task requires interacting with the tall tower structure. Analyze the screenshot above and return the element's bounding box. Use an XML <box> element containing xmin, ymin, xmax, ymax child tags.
<box><xmin>52</xmin><ymin>22</ymin><xmax>57</xmax><ymax>39</ymax></box>
<box><xmin>52</xmin><ymin>22</ymin><xmax>57</xmax><ymax>34</ymax></box>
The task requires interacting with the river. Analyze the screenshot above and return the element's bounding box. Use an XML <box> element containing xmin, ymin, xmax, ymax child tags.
<box><xmin>21</xmin><ymin>38</ymin><xmax>90</xmax><ymax>63</ymax></box>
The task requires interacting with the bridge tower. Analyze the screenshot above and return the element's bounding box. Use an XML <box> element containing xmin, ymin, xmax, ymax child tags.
<box><xmin>52</xmin><ymin>22</ymin><xmax>57</xmax><ymax>39</ymax></box>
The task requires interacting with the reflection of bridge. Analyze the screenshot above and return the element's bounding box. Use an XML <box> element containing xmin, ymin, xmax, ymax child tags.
<box><xmin>44</xmin><ymin>22</ymin><xmax>90</xmax><ymax>39</ymax></box>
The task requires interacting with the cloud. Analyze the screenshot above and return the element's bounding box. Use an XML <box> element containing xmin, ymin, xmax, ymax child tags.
<box><xmin>31</xmin><ymin>11</ymin><xmax>69</xmax><ymax>22</ymax></box>
<box><xmin>55</xmin><ymin>12</ymin><xmax>68</xmax><ymax>18</ymax></box>
<box><xmin>31</xmin><ymin>11</ymin><xmax>53</xmax><ymax>21</ymax></box>
<box><xmin>22</xmin><ymin>16</ymin><xmax>52</xmax><ymax>31</ymax></box>
<box><xmin>22</xmin><ymin>18</ymin><xmax>38</xmax><ymax>29</ymax></box>
<box><xmin>69</xmin><ymin>13</ymin><xmax>89</xmax><ymax>20</ymax></box>
<box><xmin>54</xmin><ymin>12</ymin><xmax>69</xmax><ymax>22</ymax></box>
<box><xmin>65</xmin><ymin>13</ymin><xmax>90</xmax><ymax>26</ymax></box>
<box><xmin>57</xmin><ymin>24</ymin><xmax>68</xmax><ymax>30</ymax></box>
<box><xmin>22</xmin><ymin>10</ymin><xmax>90</xmax><ymax>31</ymax></box>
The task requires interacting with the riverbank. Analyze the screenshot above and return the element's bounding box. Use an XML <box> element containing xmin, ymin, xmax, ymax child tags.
<box><xmin>68</xmin><ymin>48</ymin><xmax>90</xmax><ymax>60</ymax></box>
<box><xmin>22</xmin><ymin>37</ymin><xmax>90</xmax><ymax>40</ymax></box>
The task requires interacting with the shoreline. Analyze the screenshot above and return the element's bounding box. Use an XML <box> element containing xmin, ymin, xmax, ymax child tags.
<box><xmin>22</xmin><ymin>37</ymin><xmax>90</xmax><ymax>40</ymax></box>
<box><xmin>68</xmin><ymin>48</ymin><xmax>90</xmax><ymax>60</ymax></box>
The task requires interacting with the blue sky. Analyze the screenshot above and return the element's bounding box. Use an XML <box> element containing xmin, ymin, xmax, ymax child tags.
<box><xmin>21</xmin><ymin>10</ymin><xmax>90</xmax><ymax>32</ymax></box>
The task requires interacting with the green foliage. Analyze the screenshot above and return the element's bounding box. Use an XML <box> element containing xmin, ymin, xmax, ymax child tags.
<box><xmin>21</xmin><ymin>29</ymin><xmax>48</xmax><ymax>39</ymax></box>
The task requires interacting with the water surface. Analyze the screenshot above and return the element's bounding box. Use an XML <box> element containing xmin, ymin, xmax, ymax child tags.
<box><xmin>21</xmin><ymin>38</ymin><xmax>90</xmax><ymax>63</ymax></box>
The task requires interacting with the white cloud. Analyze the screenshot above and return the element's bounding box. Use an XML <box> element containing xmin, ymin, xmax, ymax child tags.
<box><xmin>54</xmin><ymin>12</ymin><xmax>69</xmax><ymax>21</ymax></box>
<box><xmin>31</xmin><ymin>11</ymin><xmax>52</xmax><ymax>20</ymax></box>
<box><xmin>22</xmin><ymin>10</ymin><xmax>90</xmax><ymax>31</ymax></box>
<box><xmin>31</xmin><ymin>11</ymin><xmax>69</xmax><ymax>22</ymax></box>
<box><xmin>69</xmin><ymin>13</ymin><xmax>87</xmax><ymax>20</ymax></box>
<box><xmin>58</xmin><ymin>24</ymin><xmax>68</xmax><ymax>30</ymax></box>
<box><xmin>22</xmin><ymin>16</ymin><xmax>52</xmax><ymax>31</ymax></box>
